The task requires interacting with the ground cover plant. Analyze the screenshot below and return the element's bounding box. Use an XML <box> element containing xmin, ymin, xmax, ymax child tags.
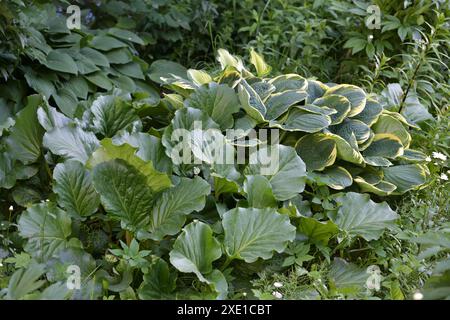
<box><xmin>0</xmin><ymin>0</ymin><xmax>448</xmax><ymax>300</ymax></box>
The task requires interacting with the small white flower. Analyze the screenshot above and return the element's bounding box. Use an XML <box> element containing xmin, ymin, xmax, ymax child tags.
<box><xmin>8</xmin><ymin>205</ymin><xmax>13</xmax><ymax>211</ymax></box>
<box><xmin>242</xmin><ymin>292</ymin><xmax>247</xmax><ymax>297</ymax></box>
<box><xmin>272</xmin><ymin>291</ymin><xmax>283</xmax><ymax>299</ymax></box>
<box><xmin>440</xmin><ymin>173</ymin><xmax>448</xmax><ymax>181</ymax></box>
<box><xmin>432</xmin><ymin>152</ymin><xmax>447</xmax><ymax>161</ymax></box>
<box><xmin>425</xmin><ymin>156</ymin><xmax>431</xmax><ymax>162</ymax></box>
<box><xmin>193</xmin><ymin>167</ymin><xmax>201</xmax><ymax>175</ymax></box>
<box><xmin>413</xmin><ymin>292</ymin><xmax>423</xmax><ymax>300</ymax></box>
<box><xmin>273</xmin><ymin>282</ymin><xmax>283</xmax><ymax>288</ymax></box>
<box><xmin>0</xmin><ymin>262</ymin><xmax>3</xmax><ymax>267</ymax></box>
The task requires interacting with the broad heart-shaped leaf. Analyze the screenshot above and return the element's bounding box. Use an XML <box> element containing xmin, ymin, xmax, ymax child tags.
<box><xmin>112</xmin><ymin>132</ymin><xmax>172</xmax><ymax>174</ymax></box>
<box><xmin>145</xmin><ymin>176</ymin><xmax>211</xmax><ymax>240</ymax></box>
<box><xmin>265</xmin><ymin>90</ymin><xmax>307</xmax><ymax>120</ymax></box>
<box><xmin>79</xmin><ymin>47</ymin><xmax>110</xmax><ymax>67</ymax></box>
<box><xmin>222</xmin><ymin>207</ymin><xmax>296</xmax><ymax>263</ymax></box>
<box><xmin>108</xmin><ymin>27</ymin><xmax>145</xmax><ymax>45</ymax></box>
<box><xmin>92</xmin><ymin>159</ymin><xmax>154</xmax><ymax>232</ymax></box>
<box><xmin>330</xmin><ymin>119</ymin><xmax>371</xmax><ymax>145</ymax></box>
<box><xmin>268</xmin><ymin>74</ymin><xmax>308</xmax><ymax>92</ymax></box>
<box><xmin>325</xmin><ymin>132</ymin><xmax>364</xmax><ymax>165</ymax></box>
<box><xmin>17</xmin><ymin>203</ymin><xmax>72</xmax><ymax>260</ymax></box>
<box><xmin>52</xmin><ymin>87</ymin><xmax>78</xmax><ymax>117</ymax></box>
<box><xmin>243</xmin><ymin>175</ymin><xmax>278</xmax><ymax>208</ymax></box>
<box><xmin>270</xmin><ymin>108</ymin><xmax>331</xmax><ymax>133</ymax></box>
<box><xmin>295</xmin><ymin>133</ymin><xmax>337</xmax><ymax>171</ymax></box>
<box><xmin>362</xmin><ymin>134</ymin><xmax>404</xmax><ymax>159</ymax></box>
<box><xmin>43</xmin><ymin>124</ymin><xmax>100</xmax><ymax>164</ymax></box>
<box><xmin>352</xmin><ymin>98</ymin><xmax>382</xmax><ymax>126</ymax></box>
<box><xmin>308</xmin><ymin>166</ymin><xmax>353</xmax><ymax>190</ymax></box>
<box><xmin>44</xmin><ymin>50</ymin><xmax>78</xmax><ymax>75</ymax></box>
<box><xmin>306</xmin><ymin>79</ymin><xmax>328</xmax><ymax>103</ymax></box>
<box><xmin>37</xmin><ymin>103</ymin><xmax>71</xmax><ymax>131</ymax></box>
<box><xmin>298</xmin><ymin>217</ymin><xmax>339</xmax><ymax>245</ymax></box>
<box><xmin>138</xmin><ymin>257</ymin><xmax>177</xmax><ymax>299</ymax></box>
<box><xmin>313</xmin><ymin>94</ymin><xmax>351</xmax><ymax>125</ymax></box>
<box><xmin>91</xmin><ymin>95</ymin><xmax>140</xmax><ymax>137</ymax></box>
<box><xmin>149</xmin><ymin>59</ymin><xmax>188</xmax><ymax>84</ymax></box>
<box><xmin>328</xmin><ymin>258</ymin><xmax>368</xmax><ymax>294</ymax></box>
<box><xmin>90</xmin><ymin>35</ymin><xmax>127</xmax><ymax>51</ymax></box>
<box><xmin>185</xmin><ymin>82</ymin><xmax>240</xmax><ymax>129</ymax></box>
<box><xmin>372</xmin><ymin>114</ymin><xmax>411</xmax><ymax>148</ymax></box>
<box><xmin>169</xmin><ymin>221</ymin><xmax>222</xmax><ymax>282</ymax></box>
<box><xmin>245</xmin><ymin>144</ymin><xmax>307</xmax><ymax>201</ymax></box>
<box><xmin>324</xmin><ymin>84</ymin><xmax>366</xmax><ymax>117</ymax></box>
<box><xmin>382</xmin><ymin>164</ymin><xmax>428</xmax><ymax>194</ymax></box>
<box><xmin>6</xmin><ymin>95</ymin><xmax>44</xmax><ymax>165</ymax></box>
<box><xmin>88</xmin><ymin>139</ymin><xmax>171</xmax><ymax>193</ymax></box>
<box><xmin>84</xmin><ymin>71</ymin><xmax>113</xmax><ymax>91</ymax></box>
<box><xmin>331</xmin><ymin>192</ymin><xmax>398</xmax><ymax>241</ymax></box>
<box><xmin>0</xmin><ymin>152</ymin><xmax>16</xmax><ymax>189</ymax></box>
<box><xmin>53</xmin><ymin>161</ymin><xmax>100</xmax><ymax>218</ymax></box>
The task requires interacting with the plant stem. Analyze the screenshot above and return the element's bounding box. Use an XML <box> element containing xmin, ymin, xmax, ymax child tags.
<box><xmin>125</xmin><ymin>231</ymin><xmax>133</xmax><ymax>246</ymax></box>
<box><xmin>220</xmin><ymin>256</ymin><xmax>234</xmax><ymax>271</ymax></box>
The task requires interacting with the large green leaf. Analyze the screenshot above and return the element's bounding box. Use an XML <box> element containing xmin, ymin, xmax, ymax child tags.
<box><xmin>312</xmin><ymin>94</ymin><xmax>351</xmax><ymax>125</ymax></box>
<box><xmin>44</xmin><ymin>50</ymin><xmax>78</xmax><ymax>75</ymax></box>
<box><xmin>268</xmin><ymin>74</ymin><xmax>308</xmax><ymax>92</ymax></box>
<box><xmin>308</xmin><ymin>166</ymin><xmax>353</xmax><ymax>190</ymax></box>
<box><xmin>245</xmin><ymin>144</ymin><xmax>307</xmax><ymax>201</ymax></box>
<box><xmin>91</xmin><ymin>95</ymin><xmax>140</xmax><ymax>137</ymax></box>
<box><xmin>243</xmin><ymin>175</ymin><xmax>278</xmax><ymax>208</ymax></box>
<box><xmin>265</xmin><ymin>90</ymin><xmax>307</xmax><ymax>120</ymax></box>
<box><xmin>6</xmin><ymin>96</ymin><xmax>44</xmax><ymax>165</ymax></box>
<box><xmin>43</xmin><ymin>124</ymin><xmax>100</xmax><ymax>164</ymax></box>
<box><xmin>0</xmin><ymin>152</ymin><xmax>16</xmax><ymax>189</ymax></box>
<box><xmin>169</xmin><ymin>221</ymin><xmax>222</xmax><ymax>282</ymax></box>
<box><xmin>146</xmin><ymin>177</ymin><xmax>211</xmax><ymax>240</ymax></box>
<box><xmin>330</xmin><ymin>119</ymin><xmax>371</xmax><ymax>144</ymax></box>
<box><xmin>295</xmin><ymin>133</ymin><xmax>337</xmax><ymax>171</ymax></box>
<box><xmin>382</xmin><ymin>164</ymin><xmax>428</xmax><ymax>194</ymax></box>
<box><xmin>149</xmin><ymin>60</ymin><xmax>188</xmax><ymax>84</ymax></box>
<box><xmin>5</xmin><ymin>263</ymin><xmax>46</xmax><ymax>300</ymax></box>
<box><xmin>185</xmin><ymin>83</ymin><xmax>240</xmax><ymax>129</ymax></box>
<box><xmin>324</xmin><ymin>85</ymin><xmax>366</xmax><ymax>117</ymax></box>
<box><xmin>92</xmin><ymin>159</ymin><xmax>154</xmax><ymax>231</ymax></box>
<box><xmin>362</xmin><ymin>134</ymin><xmax>404</xmax><ymax>159</ymax></box>
<box><xmin>222</xmin><ymin>207</ymin><xmax>296</xmax><ymax>262</ymax></box>
<box><xmin>238</xmin><ymin>79</ymin><xmax>266</xmax><ymax>123</ymax></box>
<box><xmin>18</xmin><ymin>203</ymin><xmax>72</xmax><ymax>260</ymax></box>
<box><xmin>331</xmin><ymin>192</ymin><xmax>398</xmax><ymax>241</ymax></box>
<box><xmin>138</xmin><ymin>258</ymin><xmax>177</xmax><ymax>299</ymax></box>
<box><xmin>372</xmin><ymin>114</ymin><xmax>411</xmax><ymax>148</ymax></box>
<box><xmin>325</xmin><ymin>133</ymin><xmax>364</xmax><ymax>165</ymax></box>
<box><xmin>90</xmin><ymin>35</ymin><xmax>127</xmax><ymax>51</ymax></box>
<box><xmin>328</xmin><ymin>258</ymin><xmax>368</xmax><ymax>295</ymax></box>
<box><xmin>298</xmin><ymin>217</ymin><xmax>339</xmax><ymax>245</ymax></box>
<box><xmin>271</xmin><ymin>108</ymin><xmax>331</xmax><ymax>133</ymax></box>
<box><xmin>53</xmin><ymin>161</ymin><xmax>100</xmax><ymax>218</ymax></box>
<box><xmin>88</xmin><ymin>139</ymin><xmax>171</xmax><ymax>193</ymax></box>
<box><xmin>353</xmin><ymin>99</ymin><xmax>382</xmax><ymax>126</ymax></box>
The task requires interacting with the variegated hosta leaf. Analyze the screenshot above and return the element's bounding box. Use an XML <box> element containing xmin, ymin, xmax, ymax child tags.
<box><xmin>330</xmin><ymin>118</ymin><xmax>371</xmax><ymax>144</ymax></box>
<box><xmin>352</xmin><ymin>98</ymin><xmax>382</xmax><ymax>126</ymax></box>
<box><xmin>265</xmin><ymin>90</ymin><xmax>307</xmax><ymax>120</ymax></box>
<box><xmin>187</xmin><ymin>69</ymin><xmax>213</xmax><ymax>86</ymax></box>
<box><xmin>250</xmin><ymin>81</ymin><xmax>276</xmax><ymax>101</ymax></box>
<box><xmin>362</xmin><ymin>133</ymin><xmax>404</xmax><ymax>159</ymax></box>
<box><xmin>382</xmin><ymin>164</ymin><xmax>428</xmax><ymax>194</ymax></box>
<box><xmin>331</xmin><ymin>192</ymin><xmax>398</xmax><ymax>241</ymax></box>
<box><xmin>245</xmin><ymin>144</ymin><xmax>307</xmax><ymax>201</ymax></box>
<box><xmin>324</xmin><ymin>84</ymin><xmax>367</xmax><ymax>117</ymax></box>
<box><xmin>185</xmin><ymin>82</ymin><xmax>240</xmax><ymax>129</ymax></box>
<box><xmin>222</xmin><ymin>207</ymin><xmax>296</xmax><ymax>263</ymax></box>
<box><xmin>295</xmin><ymin>133</ymin><xmax>337</xmax><ymax>171</ymax></box>
<box><xmin>249</xmin><ymin>48</ymin><xmax>271</xmax><ymax>77</ymax></box>
<box><xmin>308</xmin><ymin>166</ymin><xmax>353</xmax><ymax>190</ymax></box>
<box><xmin>306</xmin><ymin>79</ymin><xmax>328</xmax><ymax>103</ymax></box>
<box><xmin>372</xmin><ymin>114</ymin><xmax>411</xmax><ymax>148</ymax></box>
<box><xmin>313</xmin><ymin>94</ymin><xmax>351</xmax><ymax>125</ymax></box>
<box><xmin>399</xmin><ymin>149</ymin><xmax>427</xmax><ymax>162</ymax></box>
<box><xmin>238</xmin><ymin>79</ymin><xmax>266</xmax><ymax>123</ymax></box>
<box><xmin>354</xmin><ymin>176</ymin><xmax>397</xmax><ymax>196</ymax></box>
<box><xmin>271</xmin><ymin>108</ymin><xmax>331</xmax><ymax>133</ymax></box>
<box><xmin>268</xmin><ymin>74</ymin><xmax>308</xmax><ymax>92</ymax></box>
<box><xmin>325</xmin><ymin>132</ymin><xmax>364</xmax><ymax>165</ymax></box>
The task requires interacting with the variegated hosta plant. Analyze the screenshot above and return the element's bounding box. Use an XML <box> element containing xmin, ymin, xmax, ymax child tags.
<box><xmin>151</xmin><ymin>49</ymin><xmax>429</xmax><ymax>196</ymax></box>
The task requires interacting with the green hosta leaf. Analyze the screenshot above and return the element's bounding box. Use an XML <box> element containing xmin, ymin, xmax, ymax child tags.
<box><xmin>306</xmin><ymin>79</ymin><xmax>327</xmax><ymax>103</ymax></box>
<box><xmin>0</xmin><ymin>100</ymin><xmax>14</xmax><ymax>136</ymax></box>
<box><xmin>353</xmin><ymin>99</ymin><xmax>382</xmax><ymax>126</ymax></box>
<box><xmin>84</xmin><ymin>71</ymin><xmax>113</xmax><ymax>91</ymax></box>
<box><xmin>313</xmin><ymin>94</ymin><xmax>351</xmax><ymax>125</ymax></box>
<box><xmin>382</xmin><ymin>164</ymin><xmax>428</xmax><ymax>194</ymax></box>
<box><xmin>243</xmin><ymin>175</ymin><xmax>277</xmax><ymax>208</ymax></box>
<box><xmin>185</xmin><ymin>83</ymin><xmax>240</xmax><ymax>129</ymax></box>
<box><xmin>354</xmin><ymin>177</ymin><xmax>397</xmax><ymax>196</ymax></box>
<box><xmin>92</xmin><ymin>159</ymin><xmax>154</xmax><ymax>231</ymax></box>
<box><xmin>53</xmin><ymin>161</ymin><xmax>100</xmax><ymax>218</ymax></box>
<box><xmin>112</xmin><ymin>132</ymin><xmax>172</xmax><ymax>174</ymax></box>
<box><xmin>363</xmin><ymin>134</ymin><xmax>404</xmax><ymax>159</ymax></box>
<box><xmin>90</xmin><ymin>35</ymin><xmax>127</xmax><ymax>51</ymax></box>
<box><xmin>149</xmin><ymin>60</ymin><xmax>188</xmax><ymax>84</ymax></box>
<box><xmin>249</xmin><ymin>48</ymin><xmax>271</xmax><ymax>77</ymax></box>
<box><xmin>6</xmin><ymin>96</ymin><xmax>44</xmax><ymax>165</ymax></box>
<box><xmin>108</xmin><ymin>28</ymin><xmax>145</xmax><ymax>45</ymax></box>
<box><xmin>74</xmin><ymin>55</ymin><xmax>100</xmax><ymax>74</ymax></box>
<box><xmin>271</xmin><ymin>108</ymin><xmax>331</xmax><ymax>133</ymax></box>
<box><xmin>52</xmin><ymin>88</ymin><xmax>78</xmax><ymax>117</ymax></box>
<box><xmin>329</xmin><ymin>258</ymin><xmax>368</xmax><ymax>294</ymax></box>
<box><xmin>80</xmin><ymin>47</ymin><xmax>110</xmax><ymax>67</ymax></box>
<box><xmin>216</xmin><ymin>48</ymin><xmax>244</xmax><ymax>71</ymax></box>
<box><xmin>24</xmin><ymin>70</ymin><xmax>55</xmax><ymax>98</ymax></box>
<box><xmin>251</xmin><ymin>81</ymin><xmax>276</xmax><ymax>100</ymax></box>
<box><xmin>222</xmin><ymin>207</ymin><xmax>296</xmax><ymax>262</ymax></box>
<box><xmin>91</xmin><ymin>95</ymin><xmax>140</xmax><ymax>137</ymax></box>
<box><xmin>325</xmin><ymin>133</ymin><xmax>364</xmax><ymax>165</ymax></box>
<box><xmin>43</xmin><ymin>125</ymin><xmax>100</xmax><ymax>164</ymax></box>
<box><xmin>298</xmin><ymin>217</ymin><xmax>338</xmax><ymax>245</ymax></box>
<box><xmin>265</xmin><ymin>90</ymin><xmax>307</xmax><ymax>120</ymax></box>
<box><xmin>146</xmin><ymin>177</ymin><xmax>210</xmax><ymax>240</ymax></box>
<box><xmin>295</xmin><ymin>133</ymin><xmax>337</xmax><ymax>171</ymax></box>
<box><xmin>268</xmin><ymin>74</ymin><xmax>308</xmax><ymax>92</ymax></box>
<box><xmin>138</xmin><ymin>258</ymin><xmax>177</xmax><ymax>299</ymax></box>
<box><xmin>88</xmin><ymin>139</ymin><xmax>171</xmax><ymax>193</ymax></box>
<box><xmin>169</xmin><ymin>221</ymin><xmax>222</xmax><ymax>282</ymax></box>
<box><xmin>238</xmin><ymin>79</ymin><xmax>266</xmax><ymax>123</ymax></box>
<box><xmin>114</xmin><ymin>62</ymin><xmax>145</xmax><ymax>80</ymax></box>
<box><xmin>65</xmin><ymin>76</ymin><xmax>89</xmax><ymax>100</ymax></box>
<box><xmin>324</xmin><ymin>85</ymin><xmax>366</xmax><ymax>117</ymax></box>
<box><xmin>308</xmin><ymin>166</ymin><xmax>353</xmax><ymax>190</ymax></box>
<box><xmin>44</xmin><ymin>50</ymin><xmax>78</xmax><ymax>75</ymax></box>
<box><xmin>399</xmin><ymin>149</ymin><xmax>427</xmax><ymax>162</ymax></box>
<box><xmin>245</xmin><ymin>144</ymin><xmax>306</xmax><ymax>201</ymax></box>
<box><xmin>18</xmin><ymin>203</ymin><xmax>72</xmax><ymax>260</ymax></box>
<box><xmin>331</xmin><ymin>192</ymin><xmax>398</xmax><ymax>241</ymax></box>
<box><xmin>37</xmin><ymin>104</ymin><xmax>71</xmax><ymax>131</ymax></box>
<box><xmin>372</xmin><ymin>114</ymin><xmax>411</xmax><ymax>148</ymax></box>
<box><xmin>0</xmin><ymin>152</ymin><xmax>16</xmax><ymax>189</ymax></box>
<box><xmin>363</xmin><ymin>156</ymin><xmax>393</xmax><ymax>167</ymax></box>
<box><xmin>106</xmin><ymin>48</ymin><xmax>132</xmax><ymax>64</ymax></box>
<box><xmin>330</xmin><ymin>119</ymin><xmax>371</xmax><ymax>144</ymax></box>
<box><xmin>187</xmin><ymin>69</ymin><xmax>213</xmax><ymax>86</ymax></box>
